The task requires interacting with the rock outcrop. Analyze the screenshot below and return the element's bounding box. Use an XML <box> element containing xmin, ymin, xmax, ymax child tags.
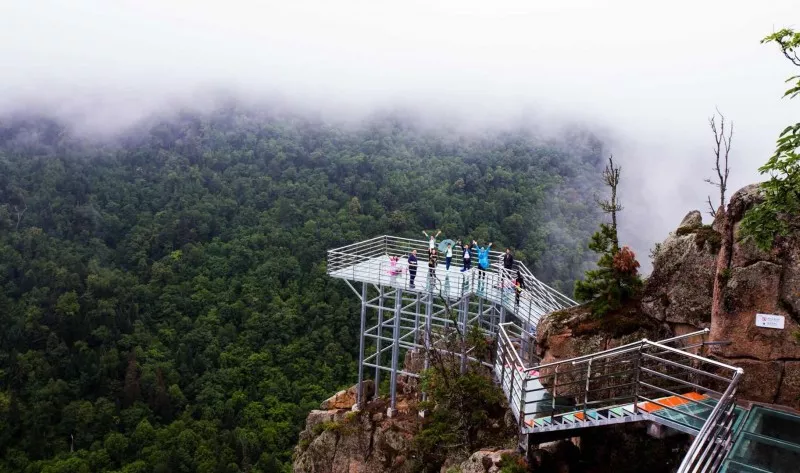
<box><xmin>536</xmin><ymin>303</ymin><xmax>664</xmax><ymax>365</ymax></box>
<box><xmin>456</xmin><ymin>448</ymin><xmax>520</xmax><ymax>473</ymax></box>
<box><xmin>293</xmin><ymin>394</ymin><xmax>417</xmax><ymax>473</ymax></box>
<box><xmin>640</xmin><ymin>213</ymin><xmax>720</xmax><ymax>329</ymax></box>
<box><xmin>676</xmin><ymin>210</ymin><xmax>703</xmax><ymax>233</ymax></box>
<box><xmin>710</xmin><ymin>184</ymin><xmax>800</xmax><ymax>407</ymax></box>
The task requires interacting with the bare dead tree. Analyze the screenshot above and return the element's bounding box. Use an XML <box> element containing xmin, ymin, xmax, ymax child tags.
<box><xmin>596</xmin><ymin>155</ymin><xmax>623</xmax><ymax>252</ymax></box>
<box><xmin>706</xmin><ymin>109</ymin><xmax>733</xmax><ymax>218</ymax></box>
<box><xmin>13</xmin><ymin>203</ymin><xmax>27</xmax><ymax>231</ymax></box>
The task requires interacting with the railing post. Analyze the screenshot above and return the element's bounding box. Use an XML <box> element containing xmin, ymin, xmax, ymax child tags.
<box><xmin>519</xmin><ymin>374</ymin><xmax>528</xmax><ymax>432</ymax></box>
<box><xmin>632</xmin><ymin>341</ymin><xmax>643</xmax><ymax>414</ymax></box>
<box><xmin>507</xmin><ymin>346</ymin><xmax>516</xmax><ymax>419</ymax></box>
<box><xmin>552</xmin><ymin>365</ymin><xmax>558</xmax><ymax>421</ymax></box>
<box><xmin>583</xmin><ymin>358</ymin><xmax>592</xmax><ymax>419</ymax></box>
<box><xmin>498</xmin><ymin>333</ymin><xmax>507</xmax><ymax>393</ymax></box>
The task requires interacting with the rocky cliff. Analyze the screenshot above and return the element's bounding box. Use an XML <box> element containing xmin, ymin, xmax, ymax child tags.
<box><xmin>537</xmin><ymin>183</ymin><xmax>800</xmax><ymax>411</ymax></box>
<box><xmin>292</xmin><ymin>381</ymin><xmax>419</xmax><ymax>473</ymax></box>
<box><xmin>292</xmin><ymin>381</ymin><xmax>524</xmax><ymax>473</ymax></box>
<box><xmin>709</xmin><ymin>184</ymin><xmax>800</xmax><ymax>407</ymax></box>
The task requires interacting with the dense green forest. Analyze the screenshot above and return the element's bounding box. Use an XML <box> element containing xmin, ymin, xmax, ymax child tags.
<box><xmin>0</xmin><ymin>104</ymin><xmax>605</xmax><ymax>473</ymax></box>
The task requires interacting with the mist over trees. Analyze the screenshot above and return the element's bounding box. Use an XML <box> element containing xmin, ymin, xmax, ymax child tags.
<box><xmin>0</xmin><ymin>103</ymin><xmax>607</xmax><ymax>472</ymax></box>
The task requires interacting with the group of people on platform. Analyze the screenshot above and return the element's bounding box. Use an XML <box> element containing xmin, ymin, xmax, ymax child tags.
<box><xmin>395</xmin><ymin>230</ymin><xmax>526</xmax><ymax>307</ymax></box>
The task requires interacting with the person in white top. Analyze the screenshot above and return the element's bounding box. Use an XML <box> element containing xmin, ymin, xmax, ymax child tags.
<box><xmin>445</xmin><ymin>243</ymin><xmax>453</xmax><ymax>271</ymax></box>
<box><xmin>422</xmin><ymin>229</ymin><xmax>441</xmax><ymax>250</ymax></box>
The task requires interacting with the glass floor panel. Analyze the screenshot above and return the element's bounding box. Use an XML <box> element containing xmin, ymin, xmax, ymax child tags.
<box><xmin>721</xmin><ymin>406</ymin><xmax>800</xmax><ymax>473</ymax></box>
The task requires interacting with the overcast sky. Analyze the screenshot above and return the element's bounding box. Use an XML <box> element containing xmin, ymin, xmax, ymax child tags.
<box><xmin>2</xmin><ymin>0</ymin><xmax>799</xmax><ymax>267</ymax></box>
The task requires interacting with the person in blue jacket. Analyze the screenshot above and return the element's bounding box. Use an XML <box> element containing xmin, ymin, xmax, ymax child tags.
<box><xmin>473</xmin><ymin>240</ymin><xmax>492</xmax><ymax>279</ymax></box>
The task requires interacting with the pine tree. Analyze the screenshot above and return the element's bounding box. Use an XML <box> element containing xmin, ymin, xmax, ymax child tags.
<box><xmin>575</xmin><ymin>156</ymin><xmax>642</xmax><ymax>315</ymax></box>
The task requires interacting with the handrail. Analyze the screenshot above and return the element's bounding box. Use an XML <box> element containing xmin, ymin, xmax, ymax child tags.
<box><xmin>496</xmin><ymin>321</ymin><xmax>742</xmax><ymax>468</ymax></box>
<box><xmin>498</xmin><ymin>323</ymin><xmax>528</xmax><ymax>369</ymax></box>
<box><xmin>645</xmin><ymin>339</ymin><xmax>739</xmax><ymax>372</ymax></box>
<box><xmin>533</xmin><ymin>329</ymin><xmax>710</xmax><ymax>371</ymax></box>
<box><xmin>677</xmin><ymin>368</ymin><xmax>743</xmax><ymax>473</ymax></box>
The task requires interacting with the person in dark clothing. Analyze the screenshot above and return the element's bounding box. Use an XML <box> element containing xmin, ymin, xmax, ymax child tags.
<box><xmin>502</xmin><ymin>248</ymin><xmax>515</xmax><ymax>285</ymax></box>
<box><xmin>503</xmin><ymin>248</ymin><xmax>515</xmax><ymax>271</ymax></box>
<box><xmin>515</xmin><ymin>271</ymin><xmax>526</xmax><ymax>308</ymax></box>
<box><xmin>428</xmin><ymin>248</ymin><xmax>438</xmax><ymax>281</ymax></box>
<box><xmin>408</xmin><ymin>249</ymin><xmax>418</xmax><ymax>288</ymax></box>
<box><xmin>458</xmin><ymin>240</ymin><xmax>472</xmax><ymax>272</ymax></box>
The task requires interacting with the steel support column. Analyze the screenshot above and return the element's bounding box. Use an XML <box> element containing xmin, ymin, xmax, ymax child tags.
<box><xmin>460</xmin><ymin>295</ymin><xmax>468</xmax><ymax>374</ymax></box>
<box><xmin>356</xmin><ymin>282</ymin><xmax>368</xmax><ymax>408</ymax></box>
<box><xmin>422</xmin><ymin>291</ymin><xmax>433</xmax><ymax>402</ymax></box>
<box><xmin>389</xmin><ymin>288</ymin><xmax>403</xmax><ymax>415</ymax></box>
<box><xmin>374</xmin><ymin>285</ymin><xmax>384</xmax><ymax>399</ymax></box>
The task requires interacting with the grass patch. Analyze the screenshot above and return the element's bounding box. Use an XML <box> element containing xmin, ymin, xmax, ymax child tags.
<box><xmin>312</xmin><ymin>420</ymin><xmax>342</xmax><ymax>436</ymax></box>
<box><xmin>694</xmin><ymin>225</ymin><xmax>722</xmax><ymax>253</ymax></box>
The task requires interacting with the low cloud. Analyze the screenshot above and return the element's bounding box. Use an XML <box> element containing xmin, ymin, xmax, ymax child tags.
<box><xmin>2</xmin><ymin>0</ymin><xmax>798</xmax><ymax>268</ymax></box>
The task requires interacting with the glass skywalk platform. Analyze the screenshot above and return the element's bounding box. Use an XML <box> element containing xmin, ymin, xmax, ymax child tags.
<box><xmin>327</xmin><ymin>235</ymin><xmax>577</xmax><ymax>332</ymax></box>
<box><xmin>720</xmin><ymin>406</ymin><xmax>800</xmax><ymax>473</ymax></box>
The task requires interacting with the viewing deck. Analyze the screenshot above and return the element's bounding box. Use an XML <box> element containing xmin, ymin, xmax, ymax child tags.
<box><xmin>327</xmin><ymin>235</ymin><xmax>576</xmax><ymax>331</ymax></box>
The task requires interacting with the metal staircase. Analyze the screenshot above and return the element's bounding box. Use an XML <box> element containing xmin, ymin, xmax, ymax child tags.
<box><xmin>496</xmin><ymin>322</ymin><xmax>745</xmax><ymax>472</ymax></box>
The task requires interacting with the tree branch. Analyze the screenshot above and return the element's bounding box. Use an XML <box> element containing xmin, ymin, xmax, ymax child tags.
<box><xmin>706</xmin><ymin>109</ymin><xmax>733</xmax><ymax>217</ymax></box>
<box><xmin>13</xmin><ymin>203</ymin><xmax>27</xmax><ymax>231</ymax></box>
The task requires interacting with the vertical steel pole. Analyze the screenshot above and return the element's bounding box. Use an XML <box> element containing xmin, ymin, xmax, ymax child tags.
<box><xmin>499</xmin><ymin>334</ymin><xmax>507</xmax><ymax>393</ymax></box>
<box><xmin>389</xmin><ymin>289</ymin><xmax>403</xmax><ymax>415</ymax></box>
<box><xmin>583</xmin><ymin>358</ymin><xmax>592</xmax><ymax>420</ymax></box>
<box><xmin>414</xmin><ymin>294</ymin><xmax>421</xmax><ymax>346</ymax></box>
<box><xmin>633</xmin><ymin>342</ymin><xmax>643</xmax><ymax>414</ymax></box>
<box><xmin>460</xmin><ymin>296</ymin><xmax>468</xmax><ymax>374</ymax></box>
<box><xmin>519</xmin><ymin>375</ymin><xmax>528</xmax><ymax>432</ymax></box>
<box><xmin>421</xmin><ymin>291</ymin><xmax>433</xmax><ymax>402</ymax></box>
<box><xmin>551</xmin><ymin>366</ymin><xmax>558</xmax><ymax>422</ymax></box>
<box><xmin>356</xmin><ymin>282</ymin><xmax>368</xmax><ymax>408</ymax></box>
<box><xmin>507</xmin><ymin>344</ymin><xmax>516</xmax><ymax>419</ymax></box>
<box><xmin>478</xmin><ymin>296</ymin><xmax>485</xmax><ymax>333</ymax></box>
<box><xmin>374</xmin><ymin>285</ymin><xmax>384</xmax><ymax>399</ymax></box>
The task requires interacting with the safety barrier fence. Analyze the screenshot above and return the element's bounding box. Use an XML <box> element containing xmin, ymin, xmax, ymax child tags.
<box><xmin>496</xmin><ymin>323</ymin><xmax>742</xmax><ymax>472</ymax></box>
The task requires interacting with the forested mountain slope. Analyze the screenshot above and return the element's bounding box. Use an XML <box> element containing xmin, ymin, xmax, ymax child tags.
<box><xmin>0</xmin><ymin>105</ymin><xmax>605</xmax><ymax>473</ymax></box>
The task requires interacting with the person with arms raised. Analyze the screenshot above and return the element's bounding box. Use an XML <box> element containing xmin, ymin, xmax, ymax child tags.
<box><xmin>422</xmin><ymin>229</ymin><xmax>441</xmax><ymax>250</ymax></box>
<box><xmin>474</xmin><ymin>240</ymin><xmax>492</xmax><ymax>280</ymax></box>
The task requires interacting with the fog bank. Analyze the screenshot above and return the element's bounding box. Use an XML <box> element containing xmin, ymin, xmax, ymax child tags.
<box><xmin>2</xmin><ymin>0</ymin><xmax>799</xmax><ymax>268</ymax></box>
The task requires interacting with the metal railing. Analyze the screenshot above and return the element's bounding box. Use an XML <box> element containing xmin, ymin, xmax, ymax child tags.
<box><xmin>495</xmin><ymin>323</ymin><xmax>742</xmax><ymax>471</ymax></box>
<box><xmin>327</xmin><ymin>235</ymin><xmax>577</xmax><ymax>329</ymax></box>
<box><xmin>677</xmin><ymin>368</ymin><xmax>743</xmax><ymax>473</ymax></box>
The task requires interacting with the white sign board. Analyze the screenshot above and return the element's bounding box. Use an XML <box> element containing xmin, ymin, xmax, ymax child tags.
<box><xmin>755</xmin><ymin>313</ymin><xmax>785</xmax><ymax>330</ymax></box>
